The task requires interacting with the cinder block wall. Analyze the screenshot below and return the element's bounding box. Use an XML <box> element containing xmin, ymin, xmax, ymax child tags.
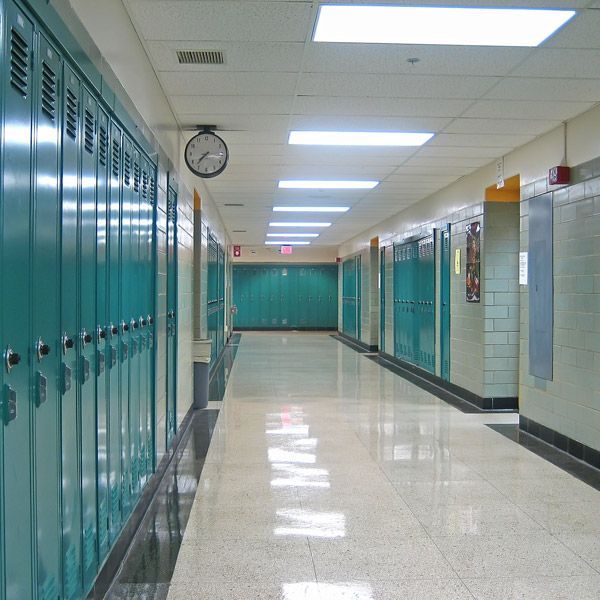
<box><xmin>520</xmin><ymin>159</ymin><xmax>600</xmax><ymax>452</ymax></box>
<box><xmin>483</xmin><ymin>202</ymin><xmax>520</xmax><ymax>398</ymax></box>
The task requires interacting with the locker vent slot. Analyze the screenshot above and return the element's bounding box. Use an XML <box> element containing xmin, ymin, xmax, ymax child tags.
<box><xmin>176</xmin><ymin>49</ymin><xmax>224</xmax><ymax>65</ymax></box>
<box><xmin>133</xmin><ymin>161</ymin><xmax>140</xmax><ymax>193</ymax></box>
<box><xmin>41</xmin><ymin>61</ymin><xmax>57</xmax><ymax>121</ymax></box>
<box><xmin>10</xmin><ymin>28</ymin><xmax>29</xmax><ymax>97</ymax></box>
<box><xmin>124</xmin><ymin>150</ymin><xmax>132</xmax><ymax>186</ymax></box>
<box><xmin>149</xmin><ymin>177</ymin><xmax>156</xmax><ymax>205</ymax></box>
<box><xmin>84</xmin><ymin>109</ymin><xmax>95</xmax><ymax>154</ymax></box>
<box><xmin>99</xmin><ymin>126</ymin><xmax>108</xmax><ymax>166</ymax></box>
<box><xmin>142</xmin><ymin>170</ymin><xmax>149</xmax><ymax>200</ymax></box>
<box><xmin>66</xmin><ymin>89</ymin><xmax>78</xmax><ymax>140</ymax></box>
<box><xmin>112</xmin><ymin>138</ymin><xmax>121</xmax><ymax>177</ymax></box>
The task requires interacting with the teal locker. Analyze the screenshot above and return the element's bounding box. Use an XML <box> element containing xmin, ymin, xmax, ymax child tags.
<box><xmin>328</xmin><ymin>266</ymin><xmax>338</xmax><ymax>328</ymax></box>
<box><xmin>297</xmin><ymin>267</ymin><xmax>308</xmax><ymax>327</ymax></box>
<box><xmin>1</xmin><ymin>4</ymin><xmax>35</xmax><ymax>598</ymax></box>
<box><xmin>269</xmin><ymin>267</ymin><xmax>281</xmax><ymax>326</ymax></box>
<box><xmin>32</xmin><ymin>32</ymin><xmax>62</xmax><ymax>600</ymax></box>
<box><xmin>95</xmin><ymin>108</ymin><xmax>110</xmax><ymax>561</ymax></box>
<box><xmin>80</xmin><ymin>86</ymin><xmax>99</xmax><ymax>589</ymax></box>
<box><xmin>120</xmin><ymin>135</ymin><xmax>134</xmax><ymax>519</ymax></box>
<box><xmin>107</xmin><ymin>120</ymin><xmax>123</xmax><ymax>542</ymax></box>
<box><xmin>287</xmin><ymin>266</ymin><xmax>299</xmax><ymax>328</ymax></box>
<box><xmin>128</xmin><ymin>146</ymin><xmax>141</xmax><ymax>501</ymax></box>
<box><xmin>61</xmin><ymin>63</ymin><xmax>83</xmax><ymax>600</ymax></box>
<box><xmin>380</xmin><ymin>249</ymin><xmax>385</xmax><ymax>351</ymax></box>
<box><xmin>440</xmin><ymin>227</ymin><xmax>451</xmax><ymax>381</ymax></box>
<box><xmin>280</xmin><ymin>267</ymin><xmax>290</xmax><ymax>327</ymax></box>
<box><xmin>356</xmin><ymin>255</ymin><xmax>362</xmax><ymax>341</ymax></box>
<box><xmin>218</xmin><ymin>245</ymin><xmax>225</xmax><ymax>353</ymax></box>
<box><xmin>166</xmin><ymin>183</ymin><xmax>177</xmax><ymax>445</ymax></box>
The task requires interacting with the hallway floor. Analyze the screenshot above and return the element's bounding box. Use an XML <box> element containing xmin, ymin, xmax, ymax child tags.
<box><xmin>167</xmin><ymin>333</ymin><xmax>600</xmax><ymax>599</ymax></box>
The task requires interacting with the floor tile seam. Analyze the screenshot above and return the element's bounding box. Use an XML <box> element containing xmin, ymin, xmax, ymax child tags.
<box><xmin>305</xmin><ymin>537</ymin><xmax>321</xmax><ymax>587</ymax></box>
<box><xmin>543</xmin><ymin>529</ymin><xmax>600</xmax><ymax>577</ymax></box>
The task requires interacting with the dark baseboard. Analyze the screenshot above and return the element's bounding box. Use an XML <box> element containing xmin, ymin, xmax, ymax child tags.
<box><xmin>233</xmin><ymin>327</ymin><xmax>337</xmax><ymax>332</ymax></box>
<box><xmin>335</xmin><ymin>331</ymin><xmax>378</xmax><ymax>352</ymax></box>
<box><xmin>379</xmin><ymin>352</ymin><xmax>518</xmax><ymax>412</ymax></box>
<box><xmin>520</xmin><ymin>416</ymin><xmax>600</xmax><ymax>470</ymax></box>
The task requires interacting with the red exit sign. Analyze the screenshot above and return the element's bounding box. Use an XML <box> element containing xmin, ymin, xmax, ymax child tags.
<box><xmin>281</xmin><ymin>245</ymin><xmax>293</xmax><ymax>255</ymax></box>
<box><xmin>233</xmin><ymin>245</ymin><xmax>241</xmax><ymax>257</ymax></box>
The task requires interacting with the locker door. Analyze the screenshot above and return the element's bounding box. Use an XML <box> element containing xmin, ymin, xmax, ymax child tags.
<box><xmin>31</xmin><ymin>33</ymin><xmax>62</xmax><ymax>600</ymax></box>
<box><xmin>166</xmin><ymin>184</ymin><xmax>177</xmax><ymax>445</ymax></box>
<box><xmin>280</xmin><ymin>267</ymin><xmax>289</xmax><ymax>327</ymax></box>
<box><xmin>440</xmin><ymin>227</ymin><xmax>451</xmax><ymax>381</ymax></box>
<box><xmin>95</xmin><ymin>108</ymin><xmax>110</xmax><ymax>560</ymax></box>
<box><xmin>307</xmin><ymin>268</ymin><xmax>317</xmax><ymax>327</ymax></box>
<box><xmin>127</xmin><ymin>147</ymin><xmax>141</xmax><ymax>501</ymax></box>
<box><xmin>380</xmin><ymin>249</ymin><xmax>386</xmax><ymax>350</ymax></box>
<box><xmin>61</xmin><ymin>63</ymin><xmax>83</xmax><ymax>600</ymax></box>
<box><xmin>270</xmin><ymin>268</ymin><xmax>280</xmax><ymax>327</ymax></box>
<box><xmin>1</xmin><ymin>5</ymin><xmax>35</xmax><ymax>598</ymax></box>
<box><xmin>287</xmin><ymin>267</ymin><xmax>298</xmax><ymax>328</ymax></box>
<box><xmin>356</xmin><ymin>256</ymin><xmax>362</xmax><ymax>341</ymax></box>
<box><xmin>328</xmin><ymin>266</ymin><xmax>338</xmax><ymax>328</ymax></box>
<box><xmin>80</xmin><ymin>87</ymin><xmax>99</xmax><ymax>589</ymax></box>
<box><xmin>218</xmin><ymin>246</ymin><xmax>225</xmax><ymax>352</ymax></box>
<box><xmin>107</xmin><ymin>121</ymin><xmax>123</xmax><ymax>542</ymax></box>
<box><xmin>120</xmin><ymin>135</ymin><xmax>133</xmax><ymax>518</ymax></box>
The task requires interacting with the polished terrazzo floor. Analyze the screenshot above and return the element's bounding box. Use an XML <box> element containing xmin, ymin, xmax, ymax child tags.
<box><xmin>167</xmin><ymin>332</ymin><xmax>600</xmax><ymax>599</ymax></box>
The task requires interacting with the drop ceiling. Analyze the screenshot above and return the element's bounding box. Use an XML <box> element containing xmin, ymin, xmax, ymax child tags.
<box><xmin>122</xmin><ymin>0</ymin><xmax>600</xmax><ymax>246</ymax></box>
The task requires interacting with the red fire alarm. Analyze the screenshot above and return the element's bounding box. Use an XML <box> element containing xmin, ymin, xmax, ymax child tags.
<box><xmin>233</xmin><ymin>245</ymin><xmax>241</xmax><ymax>257</ymax></box>
<box><xmin>281</xmin><ymin>245</ymin><xmax>293</xmax><ymax>255</ymax></box>
<box><xmin>549</xmin><ymin>166</ymin><xmax>570</xmax><ymax>185</ymax></box>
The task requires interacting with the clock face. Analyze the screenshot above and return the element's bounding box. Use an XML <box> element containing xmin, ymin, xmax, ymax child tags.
<box><xmin>185</xmin><ymin>131</ymin><xmax>229</xmax><ymax>178</ymax></box>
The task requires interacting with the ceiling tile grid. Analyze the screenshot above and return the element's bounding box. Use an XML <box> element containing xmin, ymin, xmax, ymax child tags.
<box><xmin>123</xmin><ymin>0</ymin><xmax>600</xmax><ymax>246</ymax></box>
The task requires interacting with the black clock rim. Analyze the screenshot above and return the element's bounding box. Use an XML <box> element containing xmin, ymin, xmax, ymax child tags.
<box><xmin>184</xmin><ymin>131</ymin><xmax>229</xmax><ymax>179</ymax></box>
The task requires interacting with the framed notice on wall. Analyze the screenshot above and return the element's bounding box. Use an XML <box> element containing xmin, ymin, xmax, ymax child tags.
<box><xmin>466</xmin><ymin>222</ymin><xmax>481</xmax><ymax>303</ymax></box>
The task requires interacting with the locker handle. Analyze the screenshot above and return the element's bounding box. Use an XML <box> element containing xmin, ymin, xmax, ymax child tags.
<box><xmin>81</xmin><ymin>330</ymin><xmax>93</xmax><ymax>346</ymax></box>
<box><xmin>62</xmin><ymin>335</ymin><xmax>74</xmax><ymax>354</ymax></box>
<box><xmin>132</xmin><ymin>319</ymin><xmax>139</xmax><ymax>330</ymax></box>
<box><xmin>36</xmin><ymin>338</ymin><xmax>51</xmax><ymax>361</ymax></box>
<box><xmin>148</xmin><ymin>315</ymin><xmax>154</xmax><ymax>325</ymax></box>
<box><xmin>98</xmin><ymin>327</ymin><xmax>107</xmax><ymax>340</ymax></box>
<box><xmin>110</xmin><ymin>324</ymin><xmax>118</xmax><ymax>336</ymax></box>
<box><xmin>122</xmin><ymin>321</ymin><xmax>129</xmax><ymax>333</ymax></box>
<box><xmin>141</xmin><ymin>317</ymin><xmax>148</xmax><ymax>328</ymax></box>
<box><xmin>5</xmin><ymin>347</ymin><xmax>21</xmax><ymax>372</ymax></box>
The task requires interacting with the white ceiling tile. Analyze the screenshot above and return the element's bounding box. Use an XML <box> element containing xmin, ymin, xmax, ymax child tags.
<box><xmin>126</xmin><ymin>1</ymin><xmax>312</xmax><ymax>42</ymax></box>
<box><xmin>513</xmin><ymin>48</ymin><xmax>600</xmax><ymax>79</ymax></box>
<box><xmin>288</xmin><ymin>114</ymin><xmax>452</xmax><ymax>132</ymax></box>
<box><xmin>172</xmin><ymin>95</ymin><xmax>295</xmax><ymax>115</ymax></box>
<box><xmin>430</xmin><ymin>132</ymin><xmax>536</xmax><ymax>148</ymax></box>
<box><xmin>293</xmin><ymin>96</ymin><xmax>473</xmax><ymax>118</ymax></box>
<box><xmin>296</xmin><ymin>73</ymin><xmax>500</xmax><ymax>99</ymax></box>
<box><xmin>146</xmin><ymin>41</ymin><xmax>304</xmax><ymax>72</ymax></box>
<box><xmin>303</xmin><ymin>44</ymin><xmax>529</xmax><ymax>76</ymax></box>
<box><xmin>159</xmin><ymin>71</ymin><xmax>298</xmax><ymax>96</ymax></box>
<box><xmin>463</xmin><ymin>99</ymin><xmax>594</xmax><ymax>121</ymax></box>
<box><xmin>544</xmin><ymin>8</ymin><xmax>600</xmax><ymax>49</ymax></box>
<box><xmin>415</xmin><ymin>145</ymin><xmax>513</xmax><ymax>159</ymax></box>
<box><xmin>444</xmin><ymin>118</ymin><xmax>560</xmax><ymax>136</ymax></box>
<box><xmin>485</xmin><ymin>77</ymin><xmax>600</xmax><ymax>101</ymax></box>
<box><xmin>399</xmin><ymin>155</ymin><xmax>492</xmax><ymax>169</ymax></box>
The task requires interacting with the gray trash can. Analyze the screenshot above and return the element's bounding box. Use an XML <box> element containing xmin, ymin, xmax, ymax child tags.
<box><xmin>193</xmin><ymin>339</ymin><xmax>212</xmax><ymax>409</ymax></box>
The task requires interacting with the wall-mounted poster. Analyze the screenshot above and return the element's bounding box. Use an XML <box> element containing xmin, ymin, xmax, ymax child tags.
<box><xmin>466</xmin><ymin>222</ymin><xmax>481</xmax><ymax>303</ymax></box>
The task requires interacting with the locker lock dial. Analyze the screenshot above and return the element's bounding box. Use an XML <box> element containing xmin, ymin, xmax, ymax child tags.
<box><xmin>4</xmin><ymin>347</ymin><xmax>21</xmax><ymax>373</ymax></box>
<box><xmin>148</xmin><ymin>315</ymin><xmax>154</xmax><ymax>325</ymax></box>
<box><xmin>131</xmin><ymin>318</ymin><xmax>139</xmax><ymax>330</ymax></box>
<box><xmin>62</xmin><ymin>335</ymin><xmax>74</xmax><ymax>354</ymax></box>
<box><xmin>121</xmin><ymin>321</ymin><xmax>129</xmax><ymax>333</ymax></box>
<box><xmin>97</xmin><ymin>327</ymin><xmax>107</xmax><ymax>340</ymax></box>
<box><xmin>36</xmin><ymin>338</ymin><xmax>51</xmax><ymax>361</ymax></box>
<box><xmin>110</xmin><ymin>324</ymin><xmax>118</xmax><ymax>336</ymax></box>
<box><xmin>81</xmin><ymin>330</ymin><xmax>93</xmax><ymax>347</ymax></box>
<box><xmin>141</xmin><ymin>317</ymin><xmax>147</xmax><ymax>328</ymax></box>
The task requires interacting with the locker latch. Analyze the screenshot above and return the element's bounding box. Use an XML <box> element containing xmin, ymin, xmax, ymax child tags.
<box><xmin>81</xmin><ymin>329</ymin><xmax>93</xmax><ymax>349</ymax></box>
<box><xmin>121</xmin><ymin>341</ymin><xmax>129</xmax><ymax>361</ymax></box>
<box><xmin>110</xmin><ymin>346</ymin><xmax>117</xmax><ymax>368</ymax></box>
<box><xmin>97</xmin><ymin>326</ymin><xmax>107</xmax><ymax>341</ymax></box>
<box><xmin>62</xmin><ymin>334</ymin><xmax>74</xmax><ymax>355</ymax></box>
<box><xmin>121</xmin><ymin>321</ymin><xmax>129</xmax><ymax>334</ymax></box>
<box><xmin>36</xmin><ymin>338</ymin><xmax>51</xmax><ymax>362</ymax></box>
<box><xmin>110</xmin><ymin>323</ymin><xmax>119</xmax><ymax>337</ymax></box>
<box><xmin>140</xmin><ymin>316</ymin><xmax>147</xmax><ymax>328</ymax></box>
<box><xmin>4</xmin><ymin>347</ymin><xmax>21</xmax><ymax>373</ymax></box>
<box><xmin>36</xmin><ymin>372</ymin><xmax>47</xmax><ymax>406</ymax></box>
<box><xmin>98</xmin><ymin>351</ymin><xmax>105</xmax><ymax>375</ymax></box>
<box><xmin>2</xmin><ymin>385</ymin><xmax>17</xmax><ymax>424</ymax></box>
<box><xmin>131</xmin><ymin>318</ymin><xmax>139</xmax><ymax>330</ymax></box>
<box><xmin>81</xmin><ymin>357</ymin><xmax>90</xmax><ymax>382</ymax></box>
<box><xmin>62</xmin><ymin>364</ymin><xmax>72</xmax><ymax>394</ymax></box>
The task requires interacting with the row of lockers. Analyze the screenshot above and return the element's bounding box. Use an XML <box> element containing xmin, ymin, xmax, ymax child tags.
<box><xmin>342</xmin><ymin>256</ymin><xmax>362</xmax><ymax>339</ymax></box>
<box><xmin>232</xmin><ymin>265</ymin><xmax>338</xmax><ymax>329</ymax></box>
<box><xmin>207</xmin><ymin>235</ymin><xmax>225</xmax><ymax>362</ymax></box>
<box><xmin>0</xmin><ymin>1</ymin><xmax>178</xmax><ymax>598</ymax></box>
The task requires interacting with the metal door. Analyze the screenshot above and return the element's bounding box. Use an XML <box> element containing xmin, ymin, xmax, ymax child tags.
<box><xmin>95</xmin><ymin>108</ymin><xmax>110</xmax><ymax>560</ymax></box>
<box><xmin>1</xmin><ymin>4</ymin><xmax>35</xmax><ymax>597</ymax></box>
<box><xmin>107</xmin><ymin>120</ymin><xmax>123</xmax><ymax>542</ymax></box>
<box><xmin>80</xmin><ymin>87</ymin><xmax>99</xmax><ymax>589</ymax></box>
<box><xmin>30</xmin><ymin>32</ymin><xmax>63</xmax><ymax>600</ymax></box>
<box><xmin>440</xmin><ymin>227</ymin><xmax>451</xmax><ymax>381</ymax></box>
<box><xmin>61</xmin><ymin>63</ymin><xmax>83</xmax><ymax>600</ymax></box>
<box><xmin>166</xmin><ymin>183</ymin><xmax>177</xmax><ymax>445</ymax></box>
<box><xmin>119</xmin><ymin>135</ymin><xmax>133</xmax><ymax>518</ymax></box>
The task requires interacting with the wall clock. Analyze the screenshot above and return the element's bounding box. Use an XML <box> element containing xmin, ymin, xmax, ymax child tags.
<box><xmin>184</xmin><ymin>127</ymin><xmax>229</xmax><ymax>178</ymax></box>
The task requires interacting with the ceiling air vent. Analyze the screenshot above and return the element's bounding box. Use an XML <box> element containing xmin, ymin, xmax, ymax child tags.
<box><xmin>224</xmin><ymin>203</ymin><xmax>244</xmax><ymax>207</ymax></box>
<box><xmin>233</xmin><ymin>230</ymin><xmax>247</xmax><ymax>233</ymax></box>
<box><xmin>176</xmin><ymin>50</ymin><xmax>225</xmax><ymax>65</ymax></box>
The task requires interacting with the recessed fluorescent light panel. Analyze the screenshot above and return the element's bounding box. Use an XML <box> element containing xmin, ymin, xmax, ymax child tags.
<box><xmin>289</xmin><ymin>131</ymin><xmax>433</xmax><ymax>146</ymax></box>
<box><xmin>265</xmin><ymin>241</ymin><xmax>311</xmax><ymax>246</ymax></box>
<box><xmin>279</xmin><ymin>180</ymin><xmax>378</xmax><ymax>190</ymax></box>
<box><xmin>269</xmin><ymin>222</ymin><xmax>331</xmax><ymax>227</ymax></box>
<box><xmin>266</xmin><ymin>233</ymin><xmax>319</xmax><ymax>238</ymax></box>
<box><xmin>273</xmin><ymin>206</ymin><xmax>349</xmax><ymax>213</ymax></box>
<box><xmin>313</xmin><ymin>5</ymin><xmax>575</xmax><ymax>47</ymax></box>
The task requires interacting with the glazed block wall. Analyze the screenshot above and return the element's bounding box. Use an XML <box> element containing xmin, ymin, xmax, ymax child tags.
<box><xmin>483</xmin><ymin>202</ymin><xmax>521</xmax><ymax>398</ymax></box>
<box><xmin>520</xmin><ymin>160</ymin><xmax>600</xmax><ymax>452</ymax></box>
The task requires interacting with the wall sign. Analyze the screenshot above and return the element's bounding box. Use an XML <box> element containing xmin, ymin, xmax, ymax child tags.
<box><xmin>466</xmin><ymin>222</ymin><xmax>481</xmax><ymax>303</ymax></box>
<box><xmin>519</xmin><ymin>252</ymin><xmax>528</xmax><ymax>285</ymax></box>
<box><xmin>281</xmin><ymin>245</ymin><xmax>293</xmax><ymax>255</ymax></box>
<box><xmin>454</xmin><ymin>248</ymin><xmax>461</xmax><ymax>275</ymax></box>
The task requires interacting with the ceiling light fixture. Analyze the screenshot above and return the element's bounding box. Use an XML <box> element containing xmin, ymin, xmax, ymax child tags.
<box><xmin>313</xmin><ymin>5</ymin><xmax>575</xmax><ymax>47</ymax></box>
<box><xmin>265</xmin><ymin>241</ymin><xmax>312</xmax><ymax>246</ymax></box>
<box><xmin>279</xmin><ymin>180</ymin><xmax>378</xmax><ymax>190</ymax></box>
<box><xmin>269</xmin><ymin>222</ymin><xmax>331</xmax><ymax>227</ymax></box>
<box><xmin>288</xmin><ymin>131</ymin><xmax>433</xmax><ymax>146</ymax></box>
<box><xmin>266</xmin><ymin>233</ymin><xmax>320</xmax><ymax>238</ymax></box>
<box><xmin>273</xmin><ymin>206</ymin><xmax>349</xmax><ymax>213</ymax></box>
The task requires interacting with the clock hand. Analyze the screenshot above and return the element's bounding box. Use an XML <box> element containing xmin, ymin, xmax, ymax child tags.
<box><xmin>198</xmin><ymin>151</ymin><xmax>210</xmax><ymax>163</ymax></box>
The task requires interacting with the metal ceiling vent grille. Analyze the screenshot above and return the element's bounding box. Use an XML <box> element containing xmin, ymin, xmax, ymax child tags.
<box><xmin>176</xmin><ymin>50</ymin><xmax>224</xmax><ymax>65</ymax></box>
